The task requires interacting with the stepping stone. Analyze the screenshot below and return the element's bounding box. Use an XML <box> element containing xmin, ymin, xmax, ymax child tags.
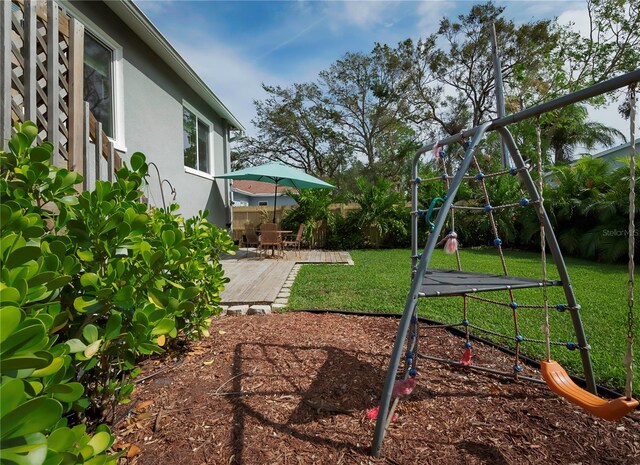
<box><xmin>274</xmin><ymin>297</ymin><xmax>289</xmax><ymax>305</ymax></box>
<box><xmin>227</xmin><ymin>305</ymin><xmax>249</xmax><ymax>316</ymax></box>
<box><xmin>278</xmin><ymin>290</ymin><xmax>291</xmax><ymax>298</ymax></box>
<box><xmin>271</xmin><ymin>303</ymin><xmax>287</xmax><ymax>310</ymax></box>
<box><xmin>218</xmin><ymin>305</ymin><xmax>229</xmax><ymax>316</ymax></box>
<box><xmin>248</xmin><ymin>305</ymin><xmax>271</xmax><ymax>315</ymax></box>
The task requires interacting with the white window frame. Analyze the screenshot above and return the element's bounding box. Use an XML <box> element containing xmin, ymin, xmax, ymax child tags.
<box><xmin>182</xmin><ymin>101</ymin><xmax>214</xmax><ymax>179</ymax></box>
<box><xmin>59</xmin><ymin>1</ymin><xmax>126</xmax><ymax>153</ymax></box>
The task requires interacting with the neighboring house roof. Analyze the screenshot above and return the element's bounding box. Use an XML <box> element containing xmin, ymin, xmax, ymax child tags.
<box><xmin>587</xmin><ymin>138</ymin><xmax>640</xmax><ymax>161</ymax></box>
<box><xmin>231</xmin><ymin>180</ymin><xmax>297</xmax><ymax>197</ymax></box>
<box><xmin>104</xmin><ymin>0</ymin><xmax>245</xmax><ymax>132</ymax></box>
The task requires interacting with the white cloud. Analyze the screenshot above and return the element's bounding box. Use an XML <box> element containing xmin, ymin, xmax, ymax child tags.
<box><xmin>557</xmin><ymin>7</ymin><xmax>591</xmax><ymax>36</ymax></box>
<box><xmin>168</xmin><ymin>37</ymin><xmax>280</xmax><ymax>135</ymax></box>
<box><xmin>416</xmin><ymin>0</ymin><xmax>456</xmax><ymax>34</ymax></box>
<box><xmin>341</xmin><ymin>1</ymin><xmax>391</xmax><ymax>28</ymax></box>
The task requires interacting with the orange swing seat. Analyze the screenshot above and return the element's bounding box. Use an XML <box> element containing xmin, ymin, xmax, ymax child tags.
<box><xmin>540</xmin><ymin>360</ymin><xmax>638</xmax><ymax>421</ymax></box>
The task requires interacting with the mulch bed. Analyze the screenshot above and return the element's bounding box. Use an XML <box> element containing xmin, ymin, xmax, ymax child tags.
<box><xmin>114</xmin><ymin>312</ymin><xmax>640</xmax><ymax>464</ymax></box>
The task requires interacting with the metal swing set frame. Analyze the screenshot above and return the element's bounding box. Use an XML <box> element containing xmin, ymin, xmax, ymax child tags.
<box><xmin>371</xmin><ymin>67</ymin><xmax>640</xmax><ymax>457</ymax></box>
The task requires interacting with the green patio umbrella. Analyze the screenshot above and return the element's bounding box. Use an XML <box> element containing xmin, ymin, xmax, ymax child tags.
<box><xmin>215</xmin><ymin>162</ymin><xmax>335</xmax><ymax>223</ymax></box>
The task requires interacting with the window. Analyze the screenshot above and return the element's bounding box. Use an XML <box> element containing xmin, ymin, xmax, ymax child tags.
<box><xmin>84</xmin><ymin>33</ymin><xmax>113</xmax><ymax>137</ymax></box>
<box><xmin>183</xmin><ymin>106</ymin><xmax>212</xmax><ymax>174</ymax></box>
<box><xmin>258</xmin><ymin>201</ymin><xmax>268</xmax><ymax>206</ymax></box>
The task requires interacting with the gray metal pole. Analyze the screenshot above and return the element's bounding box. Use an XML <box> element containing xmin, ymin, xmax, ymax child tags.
<box><xmin>490</xmin><ymin>23</ymin><xmax>509</xmax><ymax>168</ymax></box>
<box><xmin>411</xmin><ymin>159</ymin><xmax>419</xmax><ymax>276</ymax></box>
<box><xmin>498</xmin><ymin>126</ymin><xmax>597</xmax><ymax>393</ymax></box>
<box><xmin>413</xmin><ymin>68</ymin><xmax>640</xmax><ymax>159</ymax></box>
<box><xmin>371</xmin><ymin>123</ymin><xmax>491</xmax><ymax>458</ymax></box>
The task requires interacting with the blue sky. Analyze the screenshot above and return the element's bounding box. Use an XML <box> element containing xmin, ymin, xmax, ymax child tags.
<box><xmin>136</xmin><ymin>0</ymin><xmax>626</xmax><ymax>140</ymax></box>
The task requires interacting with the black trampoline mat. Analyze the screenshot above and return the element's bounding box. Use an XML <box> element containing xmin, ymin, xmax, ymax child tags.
<box><xmin>420</xmin><ymin>269</ymin><xmax>562</xmax><ymax>297</ymax></box>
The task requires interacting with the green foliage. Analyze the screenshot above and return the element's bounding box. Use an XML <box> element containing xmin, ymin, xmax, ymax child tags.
<box><xmin>538</xmin><ymin>158</ymin><xmax>640</xmax><ymax>262</ymax></box>
<box><xmin>347</xmin><ymin>177</ymin><xmax>408</xmax><ymax>248</ymax></box>
<box><xmin>0</xmin><ymin>122</ymin><xmax>234</xmax><ymax>464</ymax></box>
<box><xmin>280</xmin><ymin>189</ymin><xmax>336</xmax><ymax>248</ymax></box>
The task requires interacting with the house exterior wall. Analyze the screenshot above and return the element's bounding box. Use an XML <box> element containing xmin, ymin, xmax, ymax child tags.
<box><xmin>67</xmin><ymin>1</ymin><xmax>233</xmax><ymax>227</ymax></box>
<box><xmin>231</xmin><ymin>191</ymin><xmax>297</xmax><ymax>207</ymax></box>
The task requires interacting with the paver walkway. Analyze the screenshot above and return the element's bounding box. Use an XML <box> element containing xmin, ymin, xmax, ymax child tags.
<box><xmin>219</xmin><ymin>249</ymin><xmax>352</xmax><ymax>308</ymax></box>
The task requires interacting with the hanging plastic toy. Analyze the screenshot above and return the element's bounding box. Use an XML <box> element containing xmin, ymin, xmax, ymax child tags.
<box><xmin>444</xmin><ymin>231</ymin><xmax>458</xmax><ymax>254</ymax></box>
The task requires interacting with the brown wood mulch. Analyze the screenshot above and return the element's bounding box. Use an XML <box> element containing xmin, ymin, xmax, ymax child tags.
<box><xmin>113</xmin><ymin>312</ymin><xmax>640</xmax><ymax>465</ymax></box>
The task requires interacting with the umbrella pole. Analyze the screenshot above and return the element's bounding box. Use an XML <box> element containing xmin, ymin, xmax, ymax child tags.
<box><xmin>273</xmin><ymin>181</ymin><xmax>279</xmax><ymax>224</ymax></box>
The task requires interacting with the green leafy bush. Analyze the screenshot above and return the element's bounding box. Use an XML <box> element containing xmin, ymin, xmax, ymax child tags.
<box><xmin>1</xmin><ymin>122</ymin><xmax>234</xmax><ymax>464</ymax></box>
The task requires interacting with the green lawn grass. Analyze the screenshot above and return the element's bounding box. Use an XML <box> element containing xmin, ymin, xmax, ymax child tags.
<box><xmin>288</xmin><ymin>248</ymin><xmax>639</xmax><ymax>395</ymax></box>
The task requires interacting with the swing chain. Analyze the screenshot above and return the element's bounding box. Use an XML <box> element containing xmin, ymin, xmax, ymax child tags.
<box><xmin>624</xmin><ymin>82</ymin><xmax>636</xmax><ymax>399</ymax></box>
<box><xmin>627</xmin><ymin>82</ymin><xmax>636</xmax><ymax>341</ymax></box>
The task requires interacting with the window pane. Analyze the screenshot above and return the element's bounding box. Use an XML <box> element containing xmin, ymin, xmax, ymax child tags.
<box><xmin>183</xmin><ymin>109</ymin><xmax>197</xmax><ymax>169</ymax></box>
<box><xmin>197</xmin><ymin>119</ymin><xmax>209</xmax><ymax>173</ymax></box>
<box><xmin>84</xmin><ymin>34</ymin><xmax>113</xmax><ymax>137</ymax></box>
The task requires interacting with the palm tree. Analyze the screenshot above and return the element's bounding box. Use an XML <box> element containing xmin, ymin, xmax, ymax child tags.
<box><xmin>350</xmin><ymin>177</ymin><xmax>407</xmax><ymax>247</ymax></box>
<box><xmin>541</xmin><ymin>104</ymin><xmax>625</xmax><ymax>164</ymax></box>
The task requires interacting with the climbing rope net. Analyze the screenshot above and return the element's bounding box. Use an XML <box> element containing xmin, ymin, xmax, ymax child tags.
<box><xmin>404</xmin><ymin>142</ymin><xmax>584</xmax><ymax>385</ymax></box>
<box><xmin>371</xmin><ymin>68</ymin><xmax>640</xmax><ymax>462</ymax></box>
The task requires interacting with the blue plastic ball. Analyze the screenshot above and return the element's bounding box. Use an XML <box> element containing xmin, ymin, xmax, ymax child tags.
<box><xmin>462</xmin><ymin>319</ymin><xmax>469</xmax><ymax>327</ymax></box>
<box><xmin>484</xmin><ymin>204</ymin><xmax>493</xmax><ymax>212</ymax></box>
<box><xmin>439</xmin><ymin>150</ymin><xmax>446</xmax><ymax>158</ymax></box>
<box><xmin>415</xmin><ymin>177</ymin><xmax>422</xmax><ymax>184</ymax></box>
<box><xmin>494</xmin><ymin>238</ymin><xmax>502</xmax><ymax>246</ymax></box>
<box><xmin>409</xmin><ymin>368</ymin><xmax>418</xmax><ymax>377</ymax></box>
<box><xmin>519</xmin><ymin>198</ymin><xmax>529</xmax><ymax>207</ymax></box>
<box><xmin>441</xmin><ymin>173</ymin><xmax>448</xmax><ymax>180</ymax></box>
<box><xmin>464</xmin><ymin>341</ymin><xmax>472</xmax><ymax>349</ymax></box>
<box><xmin>514</xmin><ymin>364</ymin><xmax>523</xmax><ymax>373</ymax></box>
<box><xmin>556</xmin><ymin>303</ymin><xmax>567</xmax><ymax>312</ymax></box>
<box><xmin>510</xmin><ymin>302</ymin><xmax>518</xmax><ymax>309</ymax></box>
<box><xmin>566</xmin><ymin>342</ymin><xmax>578</xmax><ymax>351</ymax></box>
<box><xmin>510</xmin><ymin>167</ymin><xmax>518</xmax><ymax>176</ymax></box>
<box><xmin>475</xmin><ymin>172</ymin><xmax>485</xmax><ymax>180</ymax></box>
<box><xmin>515</xmin><ymin>335</ymin><xmax>524</xmax><ymax>342</ymax></box>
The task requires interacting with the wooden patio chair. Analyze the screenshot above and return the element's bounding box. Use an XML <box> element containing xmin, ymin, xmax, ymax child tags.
<box><xmin>259</xmin><ymin>228</ymin><xmax>283</xmax><ymax>258</ymax></box>
<box><xmin>283</xmin><ymin>224</ymin><xmax>304</xmax><ymax>255</ymax></box>
<box><xmin>242</xmin><ymin>227</ymin><xmax>260</xmax><ymax>251</ymax></box>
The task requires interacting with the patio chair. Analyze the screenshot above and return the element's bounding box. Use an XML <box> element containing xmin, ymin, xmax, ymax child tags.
<box><xmin>283</xmin><ymin>224</ymin><xmax>304</xmax><ymax>255</ymax></box>
<box><xmin>259</xmin><ymin>228</ymin><xmax>283</xmax><ymax>258</ymax></box>
<box><xmin>260</xmin><ymin>222</ymin><xmax>278</xmax><ymax>232</ymax></box>
<box><xmin>242</xmin><ymin>227</ymin><xmax>260</xmax><ymax>251</ymax></box>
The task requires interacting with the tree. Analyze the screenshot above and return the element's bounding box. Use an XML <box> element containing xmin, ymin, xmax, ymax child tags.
<box><xmin>318</xmin><ymin>43</ymin><xmax>415</xmax><ymax>177</ymax></box>
<box><xmin>235</xmin><ymin>83</ymin><xmax>351</xmax><ymax>178</ymax></box>
<box><xmin>564</xmin><ymin>0</ymin><xmax>640</xmax><ymax>88</ymax></box>
<box><xmin>349</xmin><ymin>177</ymin><xmax>408</xmax><ymax>247</ymax></box>
<box><xmin>541</xmin><ymin>104</ymin><xmax>625</xmax><ymax>164</ymax></box>
<box><xmin>414</xmin><ymin>3</ymin><xmax>560</xmax><ymax>133</ymax></box>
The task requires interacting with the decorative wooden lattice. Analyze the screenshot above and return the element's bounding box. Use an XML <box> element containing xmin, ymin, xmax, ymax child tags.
<box><xmin>3</xmin><ymin>0</ymin><xmax>121</xmax><ymax>188</ymax></box>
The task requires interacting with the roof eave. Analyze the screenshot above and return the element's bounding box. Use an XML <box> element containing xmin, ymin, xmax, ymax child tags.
<box><xmin>104</xmin><ymin>0</ymin><xmax>245</xmax><ymax>132</ymax></box>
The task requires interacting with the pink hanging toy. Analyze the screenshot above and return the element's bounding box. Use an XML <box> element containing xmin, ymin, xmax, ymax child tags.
<box><xmin>444</xmin><ymin>232</ymin><xmax>458</xmax><ymax>254</ymax></box>
<box><xmin>460</xmin><ymin>347</ymin><xmax>472</xmax><ymax>366</ymax></box>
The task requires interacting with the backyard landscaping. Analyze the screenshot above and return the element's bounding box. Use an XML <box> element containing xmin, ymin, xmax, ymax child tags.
<box><xmin>111</xmin><ymin>247</ymin><xmax>640</xmax><ymax>464</ymax></box>
<box><xmin>114</xmin><ymin>312</ymin><xmax>640</xmax><ymax>464</ymax></box>
<box><xmin>288</xmin><ymin>248</ymin><xmax>639</xmax><ymax>396</ymax></box>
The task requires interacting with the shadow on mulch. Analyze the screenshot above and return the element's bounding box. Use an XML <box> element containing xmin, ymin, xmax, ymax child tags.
<box><xmin>230</xmin><ymin>342</ymin><xmax>383</xmax><ymax>462</ymax></box>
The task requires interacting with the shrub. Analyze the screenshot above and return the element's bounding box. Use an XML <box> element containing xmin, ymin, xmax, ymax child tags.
<box><xmin>1</xmin><ymin>122</ymin><xmax>234</xmax><ymax>464</ymax></box>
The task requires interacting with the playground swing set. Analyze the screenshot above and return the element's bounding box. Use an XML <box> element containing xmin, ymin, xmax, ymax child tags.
<box><xmin>370</xmin><ymin>70</ymin><xmax>640</xmax><ymax>457</ymax></box>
